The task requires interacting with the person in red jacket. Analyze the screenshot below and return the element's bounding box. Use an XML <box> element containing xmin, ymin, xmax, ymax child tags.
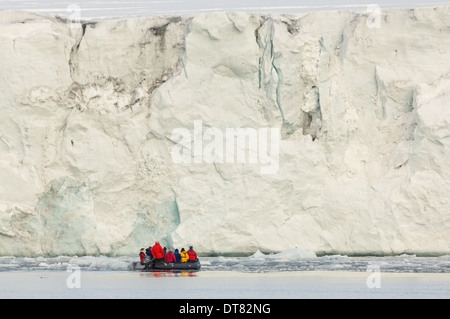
<box><xmin>187</xmin><ymin>246</ymin><xmax>198</xmax><ymax>262</ymax></box>
<box><xmin>150</xmin><ymin>241</ymin><xmax>164</xmax><ymax>267</ymax></box>
<box><xmin>139</xmin><ymin>248</ymin><xmax>146</xmax><ymax>265</ymax></box>
<box><xmin>164</xmin><ymin>249</ymin><xmax>176</xmax><ymax>263</ymax></box>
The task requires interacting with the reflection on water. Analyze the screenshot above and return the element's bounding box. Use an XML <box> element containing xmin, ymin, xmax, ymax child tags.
<box><xmin>139</xmin><ymin>270</ymin><xmax>198</xmax><ymax>278</ymax></box>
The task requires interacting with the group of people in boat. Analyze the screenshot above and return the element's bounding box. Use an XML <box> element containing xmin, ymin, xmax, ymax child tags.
<box><xmin>139</xmin><ymin>241</ymin><xmax>198</xmax><ymax>266</ymax></box>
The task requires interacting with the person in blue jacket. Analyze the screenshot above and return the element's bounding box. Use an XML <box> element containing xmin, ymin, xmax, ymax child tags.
<box><xmin>174</xmin><ymin>248</ymin><xmax>181</xmax><ymax>263</ymax></box>
<box><xmin>145</xmin><ymin>246</ymin><xmax>153</xmax><ymax>258</ymax></box>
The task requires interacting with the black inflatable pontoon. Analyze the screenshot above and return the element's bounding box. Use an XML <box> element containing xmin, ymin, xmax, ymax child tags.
<box><xmin>152</xmin><ymin>260</ymin><xmax>201</xmax><ymax>270</ymax></box>
<box><xmin>129</xmin><ymin>258</ymin><xmax>201</xmax><ymax>271</ymax></box>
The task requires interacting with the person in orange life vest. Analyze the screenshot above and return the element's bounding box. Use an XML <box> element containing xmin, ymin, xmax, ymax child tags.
<box><xmin>187</xmin><ymin>246</ymin><xmax>198</xmax><ymax>262</ymax></box>
<box><xmin>164</xmin><ymin>249</ymin><xmax>176</xmax><ymax>262</ymax></box>
<box><xmin>139</xmin><ymin>248</ymin><xmax>146</xmax><ymax>265</ymax></box>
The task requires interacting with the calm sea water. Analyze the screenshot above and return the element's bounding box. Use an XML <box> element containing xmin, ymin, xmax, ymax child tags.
<box><xmin>0</xmin><ymin>270</ymin><xmax>449</xmax><ymax>299</ymax></box>
<box><xmin>0</xmin><ymin>255</ymin><xmax>449</xmax><ymax>298</ymax></box>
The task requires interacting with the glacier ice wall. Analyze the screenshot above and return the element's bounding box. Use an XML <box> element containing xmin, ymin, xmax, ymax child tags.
<box><xmin>0</xmin><ymin>7</ymin><xmax>449</xmax><ymax>257</ymax></box>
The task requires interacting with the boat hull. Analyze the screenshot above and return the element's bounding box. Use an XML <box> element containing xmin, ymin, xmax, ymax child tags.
<box><xmin>128</xmin><ymin>260</ymin><xmax>201</xmax><ymax>271</ymax></box>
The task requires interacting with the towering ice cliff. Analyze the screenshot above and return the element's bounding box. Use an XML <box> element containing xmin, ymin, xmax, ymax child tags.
<box><xmin>0</xmin><ymin>7</ymin><xmax>449</xmax><ymax>257</ymax></box>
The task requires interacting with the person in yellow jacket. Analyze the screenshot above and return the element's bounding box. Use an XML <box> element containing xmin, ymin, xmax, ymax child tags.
<box><xmin>180</xmin><ymin>248</ymin><xmax>189</xmax><ymax>262</ymax></box>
